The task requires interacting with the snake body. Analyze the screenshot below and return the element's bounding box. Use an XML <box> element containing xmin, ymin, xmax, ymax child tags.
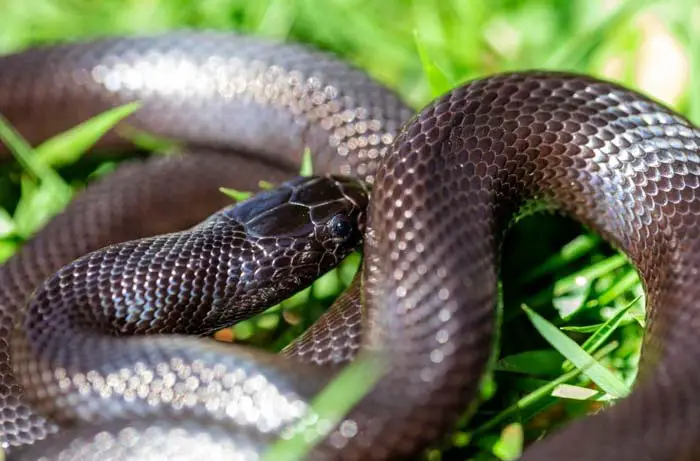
<box><xmin>0</xmin><ymin>30</ymin><xmax>699</xmax><ymax>460</ymax></box>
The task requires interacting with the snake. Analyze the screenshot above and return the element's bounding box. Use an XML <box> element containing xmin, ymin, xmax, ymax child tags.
<box><xmin>0</xmin><ymin>29</ymin><xmax>698</xmax><ymax>461</ymax></box>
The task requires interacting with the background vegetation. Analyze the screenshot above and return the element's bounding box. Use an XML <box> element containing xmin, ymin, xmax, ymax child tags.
<box><xmin>0</xmin><ymin>0</ymin><xmax>698</xmax><ymax>460</ymax></box>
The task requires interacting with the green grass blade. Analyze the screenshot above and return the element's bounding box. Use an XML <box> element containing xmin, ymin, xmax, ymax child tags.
<box><xmin>300</xmin><ymin>147</ymin><xmax>314</xmax><ymax>176</ymax></box>
<box><xmin>0</xmin><ymin>104</ymin><xmax>140</xmax><ymax>238</ymax></box>
<box><xmin>0</xmin><ymin>114</ymin><xmax>59</xmax><ymax>183</ymax></box>
<box><xmin>552</xmin><ymin>277</ymin><xmax>591</xmax><ymax>318</ymax></box>
<box><xmin>561</xmin><ymin>323</ymin><xmax>604</xmax><ymax>333</ymax></box>
<box><xmin>262</xmin><ymin>354</ymin><xmax>385</xmax><ymax>461</ymax></box>
<box><xmin>413</xmin><ymin>29</ymin><xmax>454</xmax><ymax>97</ymax></box>
<box><xmin>551</xmin><ymin>383</ymin><xmax>611</xmax><ymax>402</ymax></box>
<box><xmin>544</xmin><ymin>0</ymin><xmax>659</xmax><ymax>69</ymax></box>
<box><xmin>471</xmin><ymin>341</ymin><xmax>619</xmax><ymax>437</ymax></box>
<box><xmin>583</xmin><ymin>296</ymin><xmax>639</xmax><ymax>350</ymax></box>
<box><xmin>312</xmin><ymin>269</ymin><xmax>341</xmax><ymax>299</ymax></box>
<box><xmin>522</xmin><ymin>304</ymin><xmax>629</xmax><ymax>398</ymax></box>
<box><xmin>0</xmin><ymin>240</ymin><xmax>18</xmax><ymax>263</ymax></box>
<box><xmin>687</xmin><ymin>1</ymin><xmax>700</xmax><ymax>124</ymax></box>
<box><xmin>554</xmin><ymin>254</ymin><xmax>628</xmax><ymax>297</ymax></box>
<box><xmin>221</xmin><ymin>146</ymin><xmax>311</xmax><ymax>202</ymax></box>
<box><xmin>587</xmin><ymin>269</ymin><xmax>640</xmax><ymax>307</ymax></box>
<box><xmin>112</xmin><ymin>126</ymin><xmax>178</xmax><ymax>153</ymax></box>
<box><xmin>34</xmin><ymin>102</ymin><xmax>142</xmax><ymax>168</ymax></box>
<box><xmin>0</xmin><ymin>208</ymin><xmax>15</xmax><ymax>239</ymax></box>
<box><xmin>495</xmin><ymin>350</ymin><xmax>564</xmax><ymax>375</ymax></box>
<box><xmin>12</xmin><ymin>175</ymin><xmax>73</xmax><ymax>238</ymax></box>
<box><xmin>0</xmin><ymin>115</ymin><xmax>77</xmax><ymax>238</ymax></box>
<box><xmin>565</xmin><ymin>296</ymin><xmax>640</xmax><ymax>368</ymax></box>
<box><xmin>519</xmin><ymin>234</ymin><xmax>599</xmax><ymax>284</ymax></box>
<box><xmin>219</xmin><ymin>187</ymin><xmax>253</xmax><ymax>201</ymax></box>
<box><xmin>492</xmin><ymin>423</ymin><xmax>523</xmax><ymax>461</ymax></box>
<box><xmin>256</xmin><ymin>0</ymin><xmax>297</xmax><ymax>39</ymax></box>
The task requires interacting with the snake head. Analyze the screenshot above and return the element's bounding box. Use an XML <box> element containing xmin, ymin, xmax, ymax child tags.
<box><xmin>227</xmin><ymin>175</ymin><xmax>368</xmax><ymax>281</ymax></box>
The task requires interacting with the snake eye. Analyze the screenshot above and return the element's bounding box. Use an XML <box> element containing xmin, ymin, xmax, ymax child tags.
<box><xmin>328</xmin><ymin>214</ymin><xmax>354</xmax><ymax>241</ymax></box>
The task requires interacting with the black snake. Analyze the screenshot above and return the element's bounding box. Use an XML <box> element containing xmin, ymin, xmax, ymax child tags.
<box><xmin>0</xmin><ymin>30</ymin><xmax>699</xmax><ymax>460</ymax></box>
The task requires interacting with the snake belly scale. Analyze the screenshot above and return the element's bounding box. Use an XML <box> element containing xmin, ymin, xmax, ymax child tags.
<box><xmin>0</xmin><ymin>30</ymin><xmax>699</xmax><ymax>460</ymax></box>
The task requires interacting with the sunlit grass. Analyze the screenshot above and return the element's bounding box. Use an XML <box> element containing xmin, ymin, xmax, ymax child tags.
<box><xmin>0</xmin><ymin>0</ymin><xmax>696</xmax><ymax>459</ymax></box>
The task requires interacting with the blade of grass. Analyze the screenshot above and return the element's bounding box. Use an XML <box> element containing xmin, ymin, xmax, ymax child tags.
<box><xmin>0</xmin><ymin>239</ymin><xmax>18</xmax><ymax>263</ymax></box>
<box><xmin>262</xmin><ymin>353</ymin><xmax>386</xmax><ymax>461</ymax></box>
<box><xmin>552</xmin><ymin>277</ymin><xmax>592</xmax><ymax>318</ymax></box>
<box><xmin>413</xmin><ymin>29</ymin><xmax>455</xmax><ymax>97</ymax></box>
<box><xmin>522</xmin><ymin>304</ymin><xmax>629</xmax><ymax>398</ymax></box>
<box><xmin>469</xmin><ymin>340</ymin><xmax>619</xmax><ymax>438</ymax></box>
<box><xmin>0</xmin><ymin>116</ymin><xmax>77</xmax><ymax>237</ymax></box>
<box><xmin>312</xmin><ymin>269</ymin><xmax>341</xmax><ymax>299</ymax></box>
<box><xmin>0</xmin><ymin>209</ymin><xmax>15</xmax><ymax>238</ymax></box>
<box><xmin>585</xmin><ymin>269</ymin><xmax>640</xmax><ymax>307</ymax></box>
<box><xmin>300</xmin><ymin>147</ymin><xmax>314</xmax><ymax>177</ymax></box>
<box><xmin>0</xmin><ymin>114</ymin><xmax>61</xmax><ymax>184</ymax></box>
<box><xmin>219</xmin><ymin>187</ymin><xmax>253</xmax><ymax>201</ymax></box>
<box><xmin>544</xmin><ymin>0</ymin><xmax>660</xmax><ymax>69</ymax></box>
<box><xmin>518</xmin><ymin>234</ymin><xmax>599</xmax><ymax>284</ymax></box>
<box><xmin>34</xmin><ymin>102</ymin><xmax>142</xmax><ymax>168</ymax></box>
<box><xmin>562</xmin><ymin>295</ymin><xmax>640</xmax><ymax>371</ymax></box>
<box><xmin>524</xmin><ymin>253</ymin><xmax>629</xmax><ymax>312</ymax></box>
<box><xmin>256</xmin><ymin>0</ymin><xmax>297</xmax><ymax>39</ymax></box>
<box><xmin>561</xmin><ymin>323</ymin><xmax>604</xmax><ymax>333</ymax></box>
<box><xmin>687</xmin><ymin>1</ymin><xmax>700</xmax><ymax>123</ymax></box>
<box><xmin>121</xmin><ymin>127</ymin><xmax>179</xmax><ymax>153</ymax></box>
<box><xmin>551</xmin><ymin>383</ymin><xmax>611</xmax><ymax>402</ymax></box>
<box><xmin>492</xmin><ymin>423</ymin><xmax>523</xmax><ymax>461</ymax></box>
<box><xmin>0</xmin><ymin>104</ymin><xmax>147</xmax><ymax>238</ymax></box>
<box><xmin>220</xmin><ymin>146</ymin><xmax>314</xmax><ymax>202</ymax></box>
<box><xmin>12</xmin><ymin>175</ymin><xmax>73</xmax><ymax>238</ymax></box>
<box><xmin>553</xmin><ymin>254</ymin><xmax>628</xmax><ymax>297</ymax></box>
<box><xmin>495</xmin><ymin>350</ymin><xmax>564</xmax><ymax>375</ymax></box>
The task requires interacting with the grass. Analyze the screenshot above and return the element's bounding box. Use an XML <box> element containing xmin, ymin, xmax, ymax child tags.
<box><xmin>0</xmin><ymin>0</ymin><xmax>697</xmax><ymax>459</ymax></box>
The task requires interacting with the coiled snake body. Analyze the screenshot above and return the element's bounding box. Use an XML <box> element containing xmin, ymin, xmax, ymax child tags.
<box><xmin>0</xmin><ymin>30</ymin><xmax>699</xmax><ymax>460</ymax></box>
